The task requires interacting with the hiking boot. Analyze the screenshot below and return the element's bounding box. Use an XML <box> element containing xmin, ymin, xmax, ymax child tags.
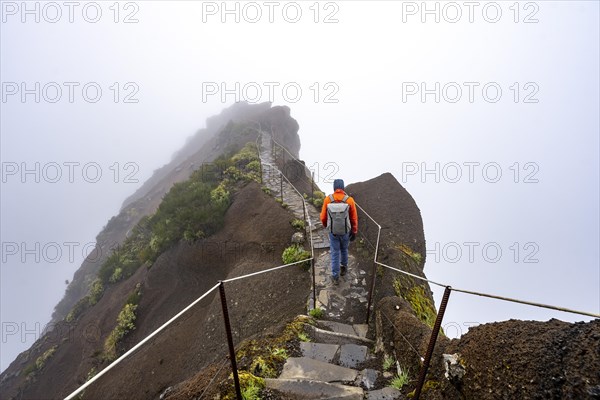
<box><xmin>340</xmin><ymin>265</ymin><xmax>347</xmax><ymax>276</ymax></box>
<box><xmin>332</xmin><ymin>276</ymin><xmax>340</xmax><ymax>285</ymax></box>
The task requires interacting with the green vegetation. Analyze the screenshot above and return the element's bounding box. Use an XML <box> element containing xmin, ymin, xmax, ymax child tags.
<box><xmin>238</xmin><ymin>372</ymin><xmax>265</xmax><ymax>400</ymax></box>
<box><xmin>104</xmin><ymin>303</ymin><xmax>138</xmax><ymax>361</ymax></box>
<box><xmin>290</xmin><ymin>218</ymin><xmax>305</xmax><ymax>230</ymax></box>
<box><xmin>393</xmin><ymin>283</ymin><xmax>437</xmax><ymax>329</ymax></box>
<box><xmin>103</xmin><ymin>285</ymin><xmax>142</xmax><ymax>361</ymax></box>
<box><xmin>35</xmin><ymin>345</ymin><xmax>58</xmax><ymax>370</ymax></box>
<box><xmin>126</xmin><ymin>283</ymin><xmax>142</xmax><ymax>306</ymax></box>
<box><xmin>109</xmin><ymin>267</ymin><xmax>123</xmax><ymax>283</ymax></box>
<box><xmin>407</xmin><ymin>380</ymin><xmax>439</xmax><ymax>398</ymax></box>
<box><xmin>390</xmin><ymin>369</ymin><xmax>410</xmax><ymax>390</ymax></box>
<box><xmin>65</xmin><ymin>296</ymin><xmax>90</xmax><ymax>323</ymax></box>
<box><xmin>271</xmin><ymin>347</ymin><xmax>287</xmax><ymax>359</ymax></box>
<box><xmin>65</xmin><ymin>142</ymin><xmax>260</xmax><ymax>322</ymax></box>
<box><xmin>397</xmin><ymin>244</ymin><xmax>422</xmax><ymax>265</ymax></box>
<box><xmin>297</xmin><ymin>332</ymin><xmax>310</xmax><ymax>342</ymax></box>
<box><xmin>246</xmin><ymin>160</ymin><xmax>261</xmax><ymax>174</ymax></box>
<box><xmin>222</xmin><ymin>317</ymin><xmax>312</xmax><ymax>399</ymax></box>
<box><xmin>22</xmin><ymin>364</ymin><xmax>36</xmax><ymax>376</ymax></box>
<box><xmin>309</xmin><ymin>190</ymin><xmax>325</xmax><ymax>208</ymax></box>
<box><xmin>383</xmin><ymin>354</ymin><xmax>395</xmax><ymax>371</ymax></box>
<box><xmin>309</xmin><ymin>307</ymin><xmax>323</xmax><ymax>319</ymax></box>
<box><xmin>23</xmin><ymin>345</ymin><xmax>58</xmax><ymax>376</ymax></box>
<box><xmin>88</xmin><ymin>279</ymin><xmax>104</xmax><ymax>305</ymax></box>
<box><xmin>249</xmin><ymin>356</ymin><xmax>277</xmax><ymax>378</ymax></box>
<box><xmin>281</xmin><ymin>244</ymin><xmax>311</xmax><ymax>270</ymax></box>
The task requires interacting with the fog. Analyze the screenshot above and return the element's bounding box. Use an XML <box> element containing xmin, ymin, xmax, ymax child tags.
<box><xmin>1</xmin><ymin>1</ymin><xmax>598</xmax><ymax>372</ymax></box>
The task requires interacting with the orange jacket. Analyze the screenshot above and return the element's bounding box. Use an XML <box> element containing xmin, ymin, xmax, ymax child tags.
<box><xmin>320</xmin><ymin>189</ymin><xmax>358</xmax><ymax>234</ymax></box>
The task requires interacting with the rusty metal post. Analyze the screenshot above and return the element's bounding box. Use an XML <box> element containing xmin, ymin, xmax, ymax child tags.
<box><xmin>312</xmin><ymin>258</ymin><xmax>317</xmax><ymax>310</ymax></box>
<box><xmin>218</xmin><ymin>281</ymin><xmax>242</xmax><ymax>399</ymax></box>
<box><xmin>303</xmin><ymin>203</ymin><xmax>307</xmax><ymax>226</ymax></box>
<box><xmin>280</xmin><ymin>171</ymin><xmax>284</xmax><ymax>203</ymax></box>
<box><xmin>365</xmin><ymin>258</ymin><xmax>379</xmax><ymax>325</ymax></box>
<box><xmin>414</xmin><ymin>286</ymin><xmax>452</xmax><ymax>400</ymax></box>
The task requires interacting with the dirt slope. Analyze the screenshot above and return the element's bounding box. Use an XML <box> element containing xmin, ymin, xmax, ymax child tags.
<box><xmin>0</xmin><ymin>182</ymin><xmax>310</xmax><ymax>400</ymax></box>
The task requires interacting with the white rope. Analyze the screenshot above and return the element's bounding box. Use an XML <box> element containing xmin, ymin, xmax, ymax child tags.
<box><xmin>450</xmin><ymin>287</ymin><xmax>600</xmax><ymax>319</ymax></box>
<box><xmin>377</xmin><ymin>261</ymin><xmax>448</xmax><ymax>289</ymax></box>
<box><xmin>223</xmin><ymin>258</ymin><xmax>313</xmax><ymax>283</ymax></box>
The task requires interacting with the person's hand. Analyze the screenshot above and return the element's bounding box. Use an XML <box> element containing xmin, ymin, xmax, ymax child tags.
<box><xmin>349</xmin><ymin>232</ymin><xmax>356</xmax><ymax>241</ymax></box>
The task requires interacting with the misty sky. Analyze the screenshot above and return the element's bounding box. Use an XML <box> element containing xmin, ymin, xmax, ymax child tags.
<box><xmin>1</xmin><ymin>1</ymin><xmax>599</xmax><ymax>372</ymax></box>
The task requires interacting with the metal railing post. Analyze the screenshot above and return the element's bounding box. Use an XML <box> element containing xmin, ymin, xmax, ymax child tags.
<box><xmin>312</xmin><ymin>258</ymin><xmax>317</xmax><ymax>310</ymax></box>
<box><xmin>303</xmin><ymin>203</ymin><xmax>307</xmax><ymax>225</ymax></box>
<box><xmin>311</xmin><ymin>171</ymin><xmax>315</xmax><ymax>199</ymax></box>
<box><xmin>218</xmin><ymin>281</ymin><xmax>242</xmax><ymax>399</ymax></box>
<box><xmin>280</xmin><ymin>170</ymin><xmax>284</xmax><ymax>203</ymax></box>
<box><xmin>365</xmin><ymin>258</ymin><xmax>378</xmax><ymax>325</ymax></box>
<box><xmin>414</xmin><ymin>286</ymin><xmax>452</xmax><ymax>400</ymax></box>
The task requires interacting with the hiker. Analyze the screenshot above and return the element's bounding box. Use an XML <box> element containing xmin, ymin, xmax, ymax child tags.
<box><xmin>320</xmin><ymin>179</ymin><xmax>358</xmax><ymax>285</ymax></box>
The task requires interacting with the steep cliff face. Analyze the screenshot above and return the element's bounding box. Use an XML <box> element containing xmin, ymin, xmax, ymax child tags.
<box><xmin>51</xmin><ymin>102</ymin><xmax>300</xmax><ymax>324</ymax></box>
<box><xmin>0</xmin><ymin>103</ymin><xmax>304</xmax><ymax>399</ymax></box>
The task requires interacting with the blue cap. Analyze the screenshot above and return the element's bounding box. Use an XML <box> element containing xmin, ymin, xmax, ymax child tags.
<box><xmin>333</xmin><ymin>179</ymin><xmax>345</xmax><ymax>190</ymax></box>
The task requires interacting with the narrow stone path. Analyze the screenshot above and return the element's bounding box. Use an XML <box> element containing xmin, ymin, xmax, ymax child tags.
<box><xmin>259</xmin><ymin>132</ymin><xmax>330</xmax><ymax>249</ymax></box>
<box><xmin>258</xmin><ymin>133</ymin><xmax>402</xmax><ymax>399</ymax></box>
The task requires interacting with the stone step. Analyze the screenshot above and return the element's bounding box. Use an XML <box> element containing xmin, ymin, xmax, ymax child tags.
<box><xmin>279</xmin><ymin>357</ymin><xmax>358</xmax><ymax>383</ymax></box>
<box><xmin>304</xmin><ymin>324</ymin><xmax>374</xmax><ymax>347</ymax></box>
<box><xmin>300</xmin><ymin>342</ymin><xmax>339</xmax><ymax>364</ymax></box>
<box><xmin>338</xmin><ymin>343</ymin><xmax>368</xmax><ymax>369</ymax></box>
<box><xmin>265</xmin><ymin>378</ymin><xmax>364</xmax><ymax>400</ymax></box>
<box><xmin>366</xmin><ymin>387</ymin><xmax>404</xmax><ymax>399</ymax></box>
<box><xmin>319</xmin><ymin>321</ymin><xmax>369</xmax><ymax>339</ymax></box>
<box><xmin>313</xmin><ymin>241</ymin><xmax>331</xmax><ymax>249</ymax></box>
<box><xmin>299</xmin><ymin>342</ymin><xmax>368</xmax><ymax>370</ymax></box>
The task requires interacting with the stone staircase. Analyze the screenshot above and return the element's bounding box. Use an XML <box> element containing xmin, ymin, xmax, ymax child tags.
<box><xmin>258</xmin><ymin>133</ymin><xmax>403</xmax><ymax>399</ymax></box>
<box><xmin>258</xmin><ymin>133</ymin><xmax>330</xmax><ymax>250</ymax></box>
<box><xmin>265</xmin><ymin>319</ymin><xmax>401</xmax><ymax>399</ymax></box>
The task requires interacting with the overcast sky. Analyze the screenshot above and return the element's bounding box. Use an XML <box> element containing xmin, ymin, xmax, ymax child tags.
<box><xmin>1</xmin><ymin>1</ymin><xmax>598</xmax><ymax>372</ymax></box>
